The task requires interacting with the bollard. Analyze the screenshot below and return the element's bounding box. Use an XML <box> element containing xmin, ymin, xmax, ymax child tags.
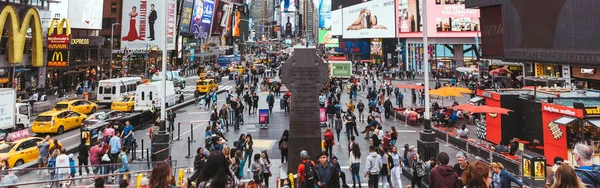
<box><xmin>176</xmin><ymin>122</ymin><xmax>181</xmax><ymax>141</ymax></box>
<box><xmin>190</xmin><ymin>124</ymin><xmax>196</xmax><ymax>143</ymax></box>
<box><xmin>185</xmin><ymin>137</ymin><xmax>193</xmax><ymax>158</ymax></box>
<box><xmin>146</xmin><ymin>149</ymin><xmax>150</xmax><ymax>169</ymax></box>
<box><xmin>140</xmin><ymin>139</ymin><xmax>144</xmax><ymax>160</ymax></box>
<box><xmin>132</xmin><ymin>139</ymin><xmax>137</xmax><ymax>160</ymax></box>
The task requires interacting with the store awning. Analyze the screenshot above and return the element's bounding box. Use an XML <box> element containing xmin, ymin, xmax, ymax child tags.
<box><xmin>553</xmin><ymin>116</ymin><xmax>578</xmax><ymax>125</ymax></box>
<box><xmin>585</xmin><ymin>118</ymin><xmax>600</xmax><ymax>129</ymax></box>
<box><xmin>468</xmin><ymin>96</ymin><xmax>484</xmax><ymax>104</ymax></box>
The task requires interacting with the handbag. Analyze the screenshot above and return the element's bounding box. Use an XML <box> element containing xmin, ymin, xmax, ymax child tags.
<box><xmin>102</xmin><ymin>153</ymin><xmax>111</xmax><ymax>162</ymax></box>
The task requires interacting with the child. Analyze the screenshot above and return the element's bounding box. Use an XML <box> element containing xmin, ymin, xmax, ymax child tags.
<box><xmin>68</xmin><ymin>154</ymin><xmax>76</xmax><ymax>178</ymax></box>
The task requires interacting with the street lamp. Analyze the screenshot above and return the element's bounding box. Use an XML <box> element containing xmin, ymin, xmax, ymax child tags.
<box><xmin>109</xmin><ymin>23</ymin><xmax>120</xmax><ymax>79</ymax></box>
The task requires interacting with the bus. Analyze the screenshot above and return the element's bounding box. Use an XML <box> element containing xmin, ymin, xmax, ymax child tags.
<box><xmin>97</xmin><ymin>77</ymin><xmax>143</xmax><ymax>104</ymax></box>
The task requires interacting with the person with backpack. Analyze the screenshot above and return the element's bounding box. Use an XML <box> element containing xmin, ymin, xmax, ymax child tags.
<box><xmin>297</xmin><ymin>150</ymin><xmax>318</xmax><ymax>188</ymax></box>
<box><xmin>323</xmin><ymin>128</ymin><xmax>335</xmax><ymax>160</ymax></box>
<box><xmin>117</xmin><ymin>147</ymin><xmax>130</xmax><ymax>182</ymax></box>
<box><xmin>278</xmin><ymin>130</ymin><xmax>289</xmax><ymax>164</ymax></box>
<box><xmin>572</xmin><ymin>143</ymin><xmax>600</xmax><ymax>188</ymax></box>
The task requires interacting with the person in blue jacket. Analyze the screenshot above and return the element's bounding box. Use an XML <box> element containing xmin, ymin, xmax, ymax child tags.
<box><xmin>491</xmin><ymin>162</ymin><xmax>528</xmax><ymax>188</ymax></box>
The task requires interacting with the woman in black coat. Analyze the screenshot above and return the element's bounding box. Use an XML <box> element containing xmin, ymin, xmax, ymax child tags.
<box><xmin>278</xmin><ymin>130</ymin><xmax>289</xmax><ymax>163</ymax></box>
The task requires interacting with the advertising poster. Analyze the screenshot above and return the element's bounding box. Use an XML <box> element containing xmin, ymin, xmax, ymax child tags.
<box><xmin>121</xmin><ymin>0</ymin><xmax>176</xmax><ymax>50</ymax></box>
<box><xmin>318</xmin><ymin>0</ymin><xmax>332</xmax><ymax>29</ymax></box>
<box><xmin>281</xmin><ymin>13</ymin><xmax>295</xmax><ymax>38</ymax></box>
<box><xmin>342</xmin><ymin>0</ymin><xmax>396</xmax><ymax>39</ymax></box>
<box><xmin>330</xmin><ymin>61</ymin><xmax>353</xmax><ymax>78</ymax></box>
<box><xmin>280</xmin><ymin>0</ymin><xmax>296</xmax><ymax>12</ymax></box>
<box><xmin>232</xmin><ymin>4</ymin><xmax>244</xmax><ymax>37</ymax></box>
<box><xmin>319</xmin><ymin>30</ymin><xmax>339</xmax><ymax>47</ymax></box>
<box><xmin>396</xmin><ymin>0</ymin><xmax>479</xmax><ymax>38</ymax></box>
<box><xmin>320</xmin><ymin>108</ymin><xmax>327</xmax><ymax>122</ymax></box>
<box><xmin>180</xmin><ymin>0</ymin><xmax>194</xmax><ymax>33</ymax></box>
<box><xmin>371</xmin><ymin>39</ymin><xmax>382</xmax><ymax>55</ymax></box>
<box><xmin>190</xmin><ymin>0</ymin><xmax>215</xmax><ymax>39</ymax></box>
<box><xmin>67</xmin><ymin>0</ymin><xmax>103</xmax><ymax>29</ymax></box>
<box><xmin>330</xmin><ymin>9</ymin><xmax>343</xmax><ymax>36</ymax></box>
<box><xmin>212</xmin><ymin>0</ymin><xmax>232</xmax><ymax>36</ymax></box>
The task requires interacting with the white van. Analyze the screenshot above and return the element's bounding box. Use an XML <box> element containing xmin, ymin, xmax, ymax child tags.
<box><xmin>97</xmin><ymin>77</ymin><xmax>143</xmax><ymax>104</ymax></box>
<box><xmin>134</xmin><ymin>81</ymin><xmax>184</xmax><ymax>111</ymax></box>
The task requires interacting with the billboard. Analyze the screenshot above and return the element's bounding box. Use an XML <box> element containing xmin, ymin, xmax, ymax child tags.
<box><xmin>67</xmin><ymin>0</ymin><xmax>104</xmax><ymax>29</ymax></box>
<box><xmin>341</xmin><ymin>0</ymin><xmax>396</xmax><ymax>39</ymax></box>
<box><xmin>121</xmin><ymin>0</ymin><xmax>176</xmax><ymax>50</ymax></box>
<box><xmin>281</xmin><ymin>13</ymin><xmax>295</xmax><ymax>38</ymax></box>
<box><xmin>319</xmin><ymin>30</ymin><xmax>339</xmax><ymax>47</ymax></box>
<box><xmin>212</xmin><ymin>0</ymin><xmax>232</xmax><ymax>36</ymax></box>
<box><xmin>49</xmin><ymin>0</ymin><xmax>70</xmax><ymax>19</ymax></box>
<box><xmin>331</xmin><ymin>0</ymin><xmax>362</xmax><ymax>10</ymax></box>
<box><xmin>330</xmin><ymin>9</ymin><xmax>343</xmax><ymax>36</ymax></box>
<box><xmin>0</xmin><ymin>5</ymin><xmax>44</xmax><ymax>67</ymax></box>
<box><xmin>318</xmin><ymin>0</ymin><xmax>332</xmax><ymax>29</ymax></box>
<box><xmin>232</xmin><ymin>4</ymin><xmax>245</xmax><ymax>37</ymax></box>
<box><xmin>190</xmin><ymin>0</ymin><xmax>215</xmax><ymax>39</ymax></box>
<box><xmin>280</xmin><ymin>0</ymin><xmax>296</xmax><ymax>12</ymax></box>
<box><xmin>371</xmin><ymin>39</ymin><xmax>382</xmax><ymax>55</ymax></box>
<box><xmin>396</xmin><ymin>0</ymin><xmax>480</xmax><ymax>38</ymax></box>
<box><xmin>479</xmin><ymin>5</ymin><xmax>503</xmax><ymax>57</ymax></box>
<box><xmin>180</xmin><ymin>0</ymin><xmax>194</xmax><ymax>33</ymax></box>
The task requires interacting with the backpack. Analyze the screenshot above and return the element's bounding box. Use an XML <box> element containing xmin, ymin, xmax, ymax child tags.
<box><xmin>575</xmin><ymin>165</ymin><xmax>600</xmax><ymax>187</ymax></box>
<box><xmin>279</xmin><ymin>140</ymin><xmax>288</xmax><ymax>150</ymax></box>
<box><xmin>325</xmin><ymin>136</ymin><xmax>333</xmax><ymax>146</ymax></box>
<box><xmin>117</xmin><ymin>152</ymin><xmax>126</xmax><ymax>164</ymax></box>
<box><xmin>303</xmin><ymin>161</ymin><xmax>318</xmax><ymax>185</ymax></box>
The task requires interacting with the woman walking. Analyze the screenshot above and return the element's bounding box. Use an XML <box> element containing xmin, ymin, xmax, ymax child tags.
<box><xmin>410</xmin><ymin>154</ymin><xmax>425</xmax><ymax>188</ymax></box>
<box><xmin>195</xmin><ymin>151</ymin><xmax>240</xmax><ymax>188</ymax></box>
<box><xmin>244</xmin><ymin>134</ymin><xmax>254</xmax><ymax>172</ymax></box>
<box><xmin>278</xmin><ymin>130</ymin><xmax>289</xmax><ymax>164</ymax></box>
<box><xmin>349</xmin><ymin>144</ymin><xmax>362</xmax><ymax>188</ymax></box>
<box><xmin>389</xmin><ymin>146</ymin><xmax>403</xmax><ymax>188</ymax></box>
<box><xmin>323</xmin><ymin>128</ymin><xmax>335</xmax><ymax>160</ymax></box>
<box><xmin>261</xmin><ymin>151</ymin><xmax>272</xmax><ymax>188</ymax></box>
<box><xmin>334</xmin><ymin>114</ymin><xmax>343</xmax><ymax>143</ymax></box>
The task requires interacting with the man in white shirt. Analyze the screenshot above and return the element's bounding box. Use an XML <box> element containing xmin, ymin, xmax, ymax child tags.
<box><xmin>55</xmin><ymin>149</ymin><xmax>70</xmax><ymax>181</ymax></box>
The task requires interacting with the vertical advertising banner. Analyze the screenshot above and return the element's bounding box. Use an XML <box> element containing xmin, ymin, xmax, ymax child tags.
<box><xmin>281</xmin><ymin>13</ymin><xmax>295</xmax><ymax>38</ymax></box>
<box><xmin>121</xmin><ymin>0</ymin><xmax>176</xmax><ymax>50</ymax></box>
<box><xmin>67</xmin><ymin>0</ymin><xmax>104</xmax><ymax>29</ymax></box>
<box><xmin>371</xmin><ymin>39</ymin><xmax>382</xmax><ymax>55</ymax></box>
<box><xmin>330</xmin><ymin>9</ymin><xmax>343</xmax><ymax>36</ymax></box>
<box><xmin>318</xmin><ymin>0</ymin><xmax>332</xmax><ymax>29</ymax></box>
<box><xmin>211</xmin><ymin>0</ymin><xmax>228</xmax><ymax>35</ymax></box>
<box><xmin>342</xmin><ymin>0</ymin><xmax>396</xmax><ymax>39</ymax></box>
<box><xmin>232</xmin><ymin>4</ymin><xmax>243</xmax><ymax>37</ymax></box>
<box><xmin>396</xmin><ymin>0</ymin><xmax>422</xmax><ymax>33</ymax></box>
<box><xmin>280</xmin><ymin>0</ymin><xmax>296</xmax><ymax>12</ymax></box>
<box><xmin>180</xmin><ymin>0</ymin><xmax>195</xmax><ymax>33</ymax></box>
<box><xmin>190</xmin><ymin>0</ymin><xmax>216</xmax><ymax>39</ymax></box>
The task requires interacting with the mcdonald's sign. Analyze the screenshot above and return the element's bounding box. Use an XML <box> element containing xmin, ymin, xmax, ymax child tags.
<box><xmin>47</xmin><ymin>50</ymin><xmax>69</xmax><ymax>67</ymax></box>
<box><xmin>47</xmin><ymin>18</ymin><xmax>71</xmax><ymax>50</ymax></box>
<box><xmin>0</xmin><ymin>5</ymin><xmax>43</xmax><ymax>67</ymax></box>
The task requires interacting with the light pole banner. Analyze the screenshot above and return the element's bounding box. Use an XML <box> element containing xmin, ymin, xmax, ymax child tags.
<box><xmin>120</xmin><ymin>0</ymin><xmax>176</xmax><ymax>50</ymax></box>
<box><xmin>342</xmin><ymin>0</ymin><xmax>396</xmax><ymax>39</ymax></box>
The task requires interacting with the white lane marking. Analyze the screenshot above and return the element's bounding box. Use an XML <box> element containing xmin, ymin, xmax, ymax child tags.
<box><xmin>187</xmin><ymin>111</ymin><xmax>210</xmax><ymax>115</ymax></box>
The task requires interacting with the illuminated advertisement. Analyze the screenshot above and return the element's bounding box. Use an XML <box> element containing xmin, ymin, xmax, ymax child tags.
<box><xmin>318</xmin><ymin>0</ymin><xmax>332</xmax><ymax>29</ymax></box>
<box><xmin>190</xmin><ymin>0</ymin><xmax>215</xmax><ymax>39</ymax></box>
<box><xmin>212</xmin><ymin>0</ymin><xmax>233</xmax><ymax>36</ymax></box>
<box><xmin>330</xmin><ymin>9</ymin><xmax>343</xmax><ymax>35</ymax></box>
<box><xmin>318</xmin><ymin>30</ymin><xmax>339</xmax><ymax>47</ymax></box>
<box><xmin>342</xmin><ymin>0</ymin><xmax>396</xmax><ymax>39</ymax></box>
<box><xmin>396</xmin><ymin>0</ymin><xmax>480</xmax><ymax>38</ymax></box>
<box><xmin>280</xmin><ymin>0</ymin><xmax>296</xmax><ymax>12</ymax></box>
<box><xmin>67</xmin><ymin>0</ymin><xmax>104</xmax><ymax>29</ymax></box>
<box><xmin>121</xmin><ymin>0</ymin><xmax>176</xmax><ymax>50</ymax></box>
<box><xmin>281</xmin><ymin>13</ymin><xmax>295</xmax><ymax>38</ymax></box>
<box><xmin>371</xmin><ymin>39</ymin><xmax>382</xmax><ymax>55</ymax></box>
<box><xmin>180</xmin><ymin>0</ymin><xmax>194</xmax><ymax>33</ymax></box>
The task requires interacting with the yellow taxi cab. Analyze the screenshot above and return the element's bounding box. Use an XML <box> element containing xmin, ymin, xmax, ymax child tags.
<box><xmin>111</xmin><ymin>95</ymin><xmax>135</xmax><ymax>112</ymax></box>
<box><xmin>54</xmin><ymin>99</ymin><xmax>98</xmax><ymax>115</ymax></box>
<box><xmin>0</xmin><ymin>136</ymin><xmax>62</xmax><ymax>168</ymax></box>
<box><xmin>32</xmin><ymin>110</ymin><xmax>88</xmax><ymax>134</ymax></box>
<box><xmin>228</xmin><ymin>66</ymin><xmax>246</xmax><ymax>74</ymax></box>
<box><xmin>196</xmin><ymin>79</ymin><xmax>219</xmax><ymax>94</ymax></box>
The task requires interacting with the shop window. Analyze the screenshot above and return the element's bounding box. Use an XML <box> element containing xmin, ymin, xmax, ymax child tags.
<box><xmin>111</xmin><ymin>2</ymin><xmax>118</xmax><ymax>13</ymax></box>
<box><xmin>141</xmin><ymin>92</ymin><xmax>145</xmax><ymax>100</ymax></box>
<box><xmin>111</xmin><ymin>86</ymin><xmax>116</xmax><ymax>94</ymax></box>
<box><xmin>149</xmin><ymin>92</ymin><xmax>153</xmax><ymax>100</ymax></box>
<box><xmin>99</xmin><ymin>87</ymin><xmax>103</xmax><ymax>94</ymax></box>
<box><xmin>120</xmin><ymin>86</ymin><xmax>125</xmax><ymax>93</ymax></box>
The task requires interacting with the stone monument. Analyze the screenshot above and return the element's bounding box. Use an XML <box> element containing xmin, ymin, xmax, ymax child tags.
<box><xmin>280</xmin><ymin>47</ymin><xmax>329</xmax><ymax>173</ymax></box>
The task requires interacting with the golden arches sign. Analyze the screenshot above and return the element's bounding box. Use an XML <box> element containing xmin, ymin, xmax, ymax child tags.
<box><xmin>0</xmin><ymin>5</ymin><xmax>43</xmax><ymax>67</ymax></box>
<box><xmin>48</xmin><ymin>18</ymin><xmax>71</xmax><ymax>36</ymax></box>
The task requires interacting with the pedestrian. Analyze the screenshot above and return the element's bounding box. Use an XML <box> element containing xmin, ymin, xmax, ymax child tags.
<box><xmin>428</xmin><ymin>152</ymin><xmax>460</xmax><ymax>188</ymax></box>
<box><xmin>219</xmin><ymin>105</ymin><xmax>229</xmax><ymax>131</ymax></box>
<box><xmin>109</xmin><ymin>132</ymin><xmax>122</xmax><ymax>166</ymax></box>
<box><xmin>379</xmin><ymin>147</ymin><xmax>393</xmax><ymax>188</ymax></box>
<box><xmin>267</xmin><ymin>92</ymin><xmax>275</xmax><ymax>113</ymax></box>
<box><xmin>388</xmin><ymin>146</ymin><xmax>403</xmax><ymax>188</ymax></box>
<box><xmin>572</xmin><ymin>143</ymin><xmax>600</xmax><ymax>188</ymax></box>
<box><xmin>150</xmin><ymin>162</ymin><xmax>187</xmax><ymax>188</ymax></box>
<box><xmin>357</xmin><ymin>100</ymin><xmax>365</xmax><ymax>122</ymax></box>
<box><xmin>296</xmin><ymin>150</ymin><xmax>317</xmax><ymax>188</ymax></box>
<box><xmin>278</xmin><ymin>130</ymin><xmax>289</xmax><ymax>164</ymax></box>
<box><xmin>334</xmin><ymin>114</ymin><xmax>343</xmax><ymax>143</ymax></box>
<box><xmin>251</xmin><ymin>153</ymin><xmax>263</xmax><ymax>186</ymax></box>
<box><xmin>77</xmin><ymin>141</ymin><xmax>90</xmax><ymax>176</ymax></box>
<box><xmin>122</xmin><ymin>121</ymin><xmax>134</xmax><ymax>154</ymax></box>
<box><xmin>253</xmin><ymin>92</ymin><xmax>259</xmax><ymax>114</ymax></box>
<box><xmin>117</xmin><ymin>147</ymin><xmax>130</xmax><ymax>182</ymax></box>
<box><xmin>205</xmin><ymin>93</ymin><xmax>212</xmax><ymax>110</ymax></box>
<box><xmin>366</xmin><ymin>145</ymin><xmax>382</xmax><ymax>188</ymax></box>
<box><xmin>100</xmin><ymin>138</ymin><xmax>111</xmax><ymax>179</ymax></box>
<box><xmin>89</xmin><ymin>141</ymin><xmax>102</xmax><ymax>175</ymax></box>
<box><xmin>345</xmin><ymin>112</ymin><xmax>358</xmax><ymax>140</ymax></box>
<box><xmin>56</xmin><ymin>149</ymin><xmax>69</xmax><ymax>185</ymax></box>
<box><xmin>370</xmin><ymin>128</ymin><xmax>381</xmax><ymax>148</ymax></box>
<box><xmin>460</xmin><ymin>161</ymin><xmax>491</xmax><ymax>188</ymax></box>
<box><xmin>245</xmin><ymin>92</ymin><xmax>253</xmax><ymax>114</ymax></box>
<box><xmin>244</xmin><ymin>134</ymin><xmax>254</xmax><ymax>172</ymax></box>
<box><xmin>194</xmin><ymin>147</ymin><xmax>207</xmax><ymax>173</ymax></box>
<box><xmin>261</xmin><ymin>151</ymin><xmax>272</xmax><ymax>188</ymax></box>
<box><xmin>390</xmin><ymin>126</ymin><xmax>398</xmax><ymax>147</ymax></box>
<box><xmin>167</xmin><ymin>109</ymin><xmax>176</xmax><ymax>132</ymax></box>
<box><xmin>384</xmin><ymin>98</ymin><xmax>393</xmax><ymax>119</ymax></box>
<box><xmin>349</xmin><ymin>144</ymin><xmax>362</xmax><ymax>188</ymax></box>
<box><xmin>323</xmin><ymin>127</ymin><xmax>335</xmax><ymax>158</ymax></box>
<box><xmin>331</xmin><ymin>156</ymin><xmax>348</xmax><ymax>188</ymax></box>
<box><xmin>550</xmin><ymin>164</ymin><xmax>586</xmax><ymax>188</ymax></box>
<box><xmin>316</xmin><ymin>151</ymin><xmax>339</xmax><ymax>188</ymax></box>
<box><xmin>490</xmin><ymin>162</ymin><xmax>526</xmax><ymax>188</ymax></box>
<box><xmin>454</xmin><ymin>152</ymin><xmax>469</xmax><ymax>178</ymax></box>
<box><xmin>68</xmin><ymin>153</ymin><xmax>76</xmax><ymax>180</ymax></box>
<box><xmin>327</xmin><ymin>102</ymin><xmax>336</xmax><ymax>127</ymax></box>
<box><xmin>410</xmin><ymin>153</ymin><xmax>426</xmax><ymax>188</ymax></box>
<box><xmin>37</xmin><ymin>135</ymin><xmax>51</xmax><ymax>174</ymax></box>
<box><xmin>0</xmin><ymin>169</ymin><xmax>18</xmax><ymax>186</ymax></box>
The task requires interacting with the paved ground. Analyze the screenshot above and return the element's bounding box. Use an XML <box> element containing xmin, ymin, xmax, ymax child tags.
<box><xmin>16</xmin><ymin>75</ymin><xmax>486</xmax><ymax>187</ymax></box>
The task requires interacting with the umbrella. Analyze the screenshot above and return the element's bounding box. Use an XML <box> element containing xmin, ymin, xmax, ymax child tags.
<box><xmin>429</xmin><ymin>88</ymin><xmax>465</xmax><ymax>106</ymax></box>
<box><xmin>395</xmin><ymin>84</ymin><xmax>425</xmax><ymax>89</ymax></box>
<box><xmin>453</xmin><ymin>104</ymin><xmax>512</xmax><ymax>115</ymax></box>
<box><xmin>456</xmin><ymin>67</ymin><xmax>478</xmax><ymax>73</ymax></box>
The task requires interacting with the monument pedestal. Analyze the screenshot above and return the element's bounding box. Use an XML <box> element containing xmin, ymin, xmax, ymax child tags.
<box><xmin>417</xmin><ymin>119</ymin><xmax>439</xmax><ymax>161</ymax></box>
<box><xmin>152</xmin><ymin>120</ymin><xmax>171</xmax><ymax>162</ymax></box>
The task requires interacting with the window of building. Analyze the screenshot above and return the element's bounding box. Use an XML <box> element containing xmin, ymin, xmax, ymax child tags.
<box><xmin>102</xmin><ymin>18</ymin><xmax>117</xmax><ymax>29</ymax></box>
<box><xmin>111</xmin><ymin>2</ymin><xmax>118</xmax><ymax>13</ymax></box>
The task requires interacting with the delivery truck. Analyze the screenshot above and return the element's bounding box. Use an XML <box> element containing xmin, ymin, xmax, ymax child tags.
<box><xmin>0</xmin><ymin>88</ymin><xmax>32</xmax><ymax>132</ymax></box>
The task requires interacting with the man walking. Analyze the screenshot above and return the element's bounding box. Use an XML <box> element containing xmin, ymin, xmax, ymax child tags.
<box><xmin>167</xmin><ymin>109</ymin><xmax>176</xmax><ymax>132</ymax></box>
<box><xmin>148</xmin><ymin>4</ymin><xmax>157</xmax><ymax>41</ymax></box>
<box><xmin>109</xmin><ymin>132</ymin><xmax>122</xmax><ymax>168</ymax></box>
<box><xmin>316</xmin><ymin>152</ymin><xmax>339</xmax><ymax>188</ymax></box>
<box><xmin>267</xmin><ymin>92</ymin><xmax>275</xmax><ymax>113</ymax></box>
<box><xmin>121</xmin><ymin>121</ymin><xmax>134</xmax><ymax>154</ymax></box>
<box><xmin>366</xmin><ymin>145</ymin><xmax>382</xmax><ymax>188</ymax></box>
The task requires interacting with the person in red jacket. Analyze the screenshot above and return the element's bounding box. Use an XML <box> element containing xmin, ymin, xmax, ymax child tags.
<box><xmin>429</xmin><ymin>152</ymin><xmax>461</xmax><ymax>188</ymax></box>
<box><xmin>323</xmin><ymin>128</ymin><xmax>335</xmax><ymax>160</ymax></box>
